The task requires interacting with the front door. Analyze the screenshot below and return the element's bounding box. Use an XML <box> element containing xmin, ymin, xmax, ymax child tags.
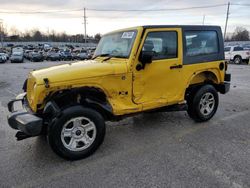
<box><xmin>132</xmin><ymin>28</ymin><xmax>183</xmax><ymax>109</ymax></box>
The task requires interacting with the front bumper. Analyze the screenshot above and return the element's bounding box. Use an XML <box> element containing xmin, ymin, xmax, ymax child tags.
<box><xmin>7</xmin><ymin>93</ymin><xmax>43</xmax><ymax>136</ymax></box>
<box><xmin>10</xmin><ymin>59</ymin><xmax>23</xmax><ymax>63</ymax></box>
<box><xmin>31</xmin><ymin>57</ymin><xmax>43</xmax><ymax>61</ymax></box>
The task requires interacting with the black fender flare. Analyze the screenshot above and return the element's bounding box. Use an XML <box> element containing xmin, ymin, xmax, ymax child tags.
<box><xmin>43</xmin><ymin>97</ymin><xmax>113</xmax><ymax>120</ymax></box>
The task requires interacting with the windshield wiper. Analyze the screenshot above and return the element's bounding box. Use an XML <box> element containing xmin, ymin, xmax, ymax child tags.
<box><xmin>92</xmin><ymin>53</ymin><xmax>110</xmax><ymax>60</ymax></box>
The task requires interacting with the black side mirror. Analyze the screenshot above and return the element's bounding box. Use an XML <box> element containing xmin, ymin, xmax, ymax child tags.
<box><xmin>137</xmin><ymin>51</ymin><xmax>153</xmax><ymax>71</ymax></box>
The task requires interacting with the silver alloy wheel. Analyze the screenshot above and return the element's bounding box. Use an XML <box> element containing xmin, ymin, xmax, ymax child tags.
<box><xmin>61</xmin><ymin>117</ymin><xmax>97</xmax><ymax>152</ymax></box>
<box><xmin>199</xmin><ymin>92</ymin><xmax>215</xmax><ymax>116</ymax></box>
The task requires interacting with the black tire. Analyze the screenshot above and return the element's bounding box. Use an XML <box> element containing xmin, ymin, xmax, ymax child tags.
<box><xmin>187</xmin><ymin>84</ymin><xmax>218</xmax><ymax>122</ymax></box>
<box><xmin>48</xmin><ymin>105</ymin><xmax>106</xmax><ymax>160</ymax></box>
<box><xmin>233</xmin><ymin>56</ymin><xmax>242</xmax><ymax>64</ymax></box>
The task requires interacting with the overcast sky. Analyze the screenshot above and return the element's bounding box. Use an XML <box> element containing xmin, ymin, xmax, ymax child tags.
<box><xmin>0</xmin><ymin>0</ymin><xmax>249</xmax><ymax>36</ymax></box>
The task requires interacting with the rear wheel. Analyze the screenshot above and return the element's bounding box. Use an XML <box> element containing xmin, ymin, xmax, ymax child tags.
<box><xmin>186</xmin><ymin>85</ymin><xmax>218</xmax><ymax>122</ymax></box>
<box><xmin>48</xmin><ymin>106</ymin><xmax>105</xmax><ymax>160</ymax></box>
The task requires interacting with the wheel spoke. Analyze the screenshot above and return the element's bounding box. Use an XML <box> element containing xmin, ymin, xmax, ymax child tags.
<box><xmin>80</xmin><ymin>134</ymin><xmax>91</xmax><ymax>145</ymax></box>
<box><xmin>205</xmin><ymin>106</ymin><xmax>211</xmax><ymax>114</ymax></box>
<box><xmin>204</xmin><ymin>93</ymin><xmax>210</xmax><ymax>101</ymax></box>
<box><xmin>63</xmin><ymin>129</ymin><xmax>72</xmax><ymax>137</ymax></box>
<box><xmin>200</xmin><ymin>105</ymin><xmax>206</xmax><ymax>114</ymax></box>
<box><xmin>83</xmin><ymin>123</ymin><xmax>95</xmax><ymax>132</ymax></box>
<box><xmin>209</xmin><ymin>98</ymin><xmax>214</xmax><ymax>103</ymax></box>
<box><xmin>68</xmin><ymin>138</ymin><xmax>77</xmax><ymax>148</ymax></box>
<box><xmin>73</xmin><ymin>118</ymin><xmax>81</xmax><ymax>128</ymax></box>
<box><xmin>207</xmin><ymin>101</ymin><xmax>214</xmax><ymax>106</ymax></box>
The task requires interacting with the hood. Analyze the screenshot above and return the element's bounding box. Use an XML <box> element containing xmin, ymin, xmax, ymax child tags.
<box><xmin>30</xmin><ymin>59</ymin><xmax>127</xmax><ymax>85</ymax></box>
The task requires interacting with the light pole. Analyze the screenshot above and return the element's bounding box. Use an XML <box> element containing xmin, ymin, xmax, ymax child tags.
<box><xmin>202</xmin><ymin>15</ymin><xmax>206</xmax><ymax>25</ymax></box>
<box><xmin>224</xmin><ymin>2</ymin><xmax>230</xmax><ymax>40</ymax></box>
<box><xmin>83</xmin><ymin>8</ymin><xmax>87</xmax><ymax>46</ymax></box>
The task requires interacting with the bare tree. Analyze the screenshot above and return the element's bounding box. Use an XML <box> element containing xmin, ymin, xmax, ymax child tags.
<box><xmin>32</xmin><ymin>30</ymin><xmax>43</xmax><ymax>41</ymax></box>
<box><xmin>231</xmin><ymin>27</ymin><xmax>249</xmax><ymax>41</ymax></box>
<box><xmin>94</xmin><ymin>33</ymin><xmax>101</xmax><ymax>42</ymax></box>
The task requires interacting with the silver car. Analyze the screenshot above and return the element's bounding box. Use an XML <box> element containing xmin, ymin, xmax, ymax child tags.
<box><xmin>10</xmin><ymin>52</ymin><xmax>24</xmax><ymax>63</ymax></box>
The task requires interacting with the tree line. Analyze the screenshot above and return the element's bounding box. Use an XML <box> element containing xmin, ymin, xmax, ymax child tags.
<box><xmin>0</xmin><ymin>27</ymin><xmax>102</xmax><ymax>43</ymax></box>
<box><xmin>225</xmin><ymin>27</ymin><xmax>249</xmax><ymax>42</ymax></box>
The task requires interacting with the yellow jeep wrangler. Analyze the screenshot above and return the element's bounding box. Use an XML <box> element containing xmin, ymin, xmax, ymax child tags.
<box><xmin>8</xmin><ymin>25</ymin><xmax>231</xmax><ymax>160</ymax></box>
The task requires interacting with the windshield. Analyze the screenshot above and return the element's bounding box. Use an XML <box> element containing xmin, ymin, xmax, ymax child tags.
<box><xmin>94</xmin><ymin>30</ymin><xmax>137</xmax><ymax>58</ymax></box>
<box><xmin>12</xmin><ymin>52</ymin><xmax>22</xmax><ymax>56</ymax></box>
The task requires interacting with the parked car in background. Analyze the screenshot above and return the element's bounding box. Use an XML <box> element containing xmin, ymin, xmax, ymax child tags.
<box><xmin>71</xmin><ymin>50</ymin><xmax>79</xmax><ymax>60</ymax></box>
<box><xmin>24</xmin><ymin>50</ymin><xmax>33</xmax><ymax>60</ymax></box>
<box><xmin>12</xmin><ymin>47</ymin><xmax>24</xmax><ymax>55</ymax></box>
<box><xmin>243</xmin><ymin>44</ymin><xmax>250</xmax><ymax>50</ymax></box>
<box><xmin>30</xmin><ymin>51</ymin><xmax>44</xmax><ymax>62</ymax></box>
<box><xmin>43</xmin><ymin>44</ymin><xmax>52</xmax><ymax>51</ymax></box>
<box><xmin>0</xmin><ymin>54</ymin><xmax>6</xmax><ymax>63</ymax></box>
<box><xmin>0</xmin><ymin>52</ymin><xmax>8</xmax><ymax>61</ymax></box>
<box><xmin>77</xmin><ymin>50</ymin><xmax>89</xmax><ymax>60</ymax></box>
<box><xmin>46</xmin><ymin>51</ymin><xmax>61</xmax><ymax>61</ymax></box>
<box><xmin>10</xmin><ymin>52</ymin><xmax>24</xmax><ymax>63</ymax></box>
<box><xmin>60</xmin><ymin>51</ymin><xmax>73</xmax><ymax>61</ymax></box>
<box><xmin>88</xmin><ymin>49</ymin><xmax>95</xmax><ymax>59</ymax></box>
<box><xmin>224</xmin><ymin>46</ymin><xmax>250</xmax><ymax>64</ymax></box>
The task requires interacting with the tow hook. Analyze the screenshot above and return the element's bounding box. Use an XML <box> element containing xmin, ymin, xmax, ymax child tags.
<box><xmin>15</xmin><ymin>131</ymin><xmax>31</xmax><ymax>141</ymax></box>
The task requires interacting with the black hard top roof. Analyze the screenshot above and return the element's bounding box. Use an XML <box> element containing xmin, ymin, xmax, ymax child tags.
<box><xmin>142</xmin><ymin>25</ymin><xmax>221</xmax><ymax>30</ymax></box>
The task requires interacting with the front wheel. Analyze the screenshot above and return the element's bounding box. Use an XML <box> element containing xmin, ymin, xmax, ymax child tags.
<box><xmin>187</xmin><ymin>85</ymin><xmax>218</xmax><ymax>122</ymax></box>
<box><xmin>48</xmin><ymin>106</ymin><xmax>106</xmax><ymax>160</ymax></box>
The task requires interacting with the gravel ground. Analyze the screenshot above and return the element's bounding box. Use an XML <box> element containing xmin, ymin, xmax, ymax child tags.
<box><xmin>0</xmin><ymin>62</ymin><xmax>249</xmax><ymax>188</ymax></box>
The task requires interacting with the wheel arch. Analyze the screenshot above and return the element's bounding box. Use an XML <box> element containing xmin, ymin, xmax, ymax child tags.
<box><xmin>185</xmin><ymin>70</ymin><xmax>221</xmax><ymax>99</ymax></box>
<box><xmin>187</xmin><ymin>70</ymin><xmax>220</xmax><ymax>86</ymax></box>
<box><xmin>233</xmin><ymin>54</ymin><xmax>242</xmax><ymax>59</ymax></box>
<box><xmin>43</xmin><ymin>86</ymin><xmax>114</xmax><ymax>120</ymax></box>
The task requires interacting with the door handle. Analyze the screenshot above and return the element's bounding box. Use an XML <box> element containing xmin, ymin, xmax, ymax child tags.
<box><xmin>170</xmin><ymin>64</ymin><xmax>183</xmax><ymax>69</ymax></box>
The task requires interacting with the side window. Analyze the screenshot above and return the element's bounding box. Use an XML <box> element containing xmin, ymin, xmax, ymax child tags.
<box><xmin>185</xmin><ymin>31</ymin><xmax>219</xmax><ymax>56</ymax></box>
<box><xmin>142</xmin><ymin>31</ymin><xmax>177</xmax><ymax>60</ymax></box>
<box><xmin>233</xmin><ymin>46</ymin><xmax>243</xmax><ymax>51</ymax></box>
<box><xmin>224</xmin><ymin>47</ymin><xmax>231</xmax><ymax>52</ymax></box>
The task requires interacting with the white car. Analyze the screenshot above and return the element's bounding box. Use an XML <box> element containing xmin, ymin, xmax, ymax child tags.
<box><xmin>0</xmin><ymin>52</ymin><xmax>9</xmax><ymax>61</ymax></box>
<box><xmin>0</xmin><ymin>54</ymin><xmax>6</xmax><ymax>63</ymax></box>
<box><xmin>224</xmin><ymin>46</ymin><xmax>250</xmax><ymax>64</ymax></box>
